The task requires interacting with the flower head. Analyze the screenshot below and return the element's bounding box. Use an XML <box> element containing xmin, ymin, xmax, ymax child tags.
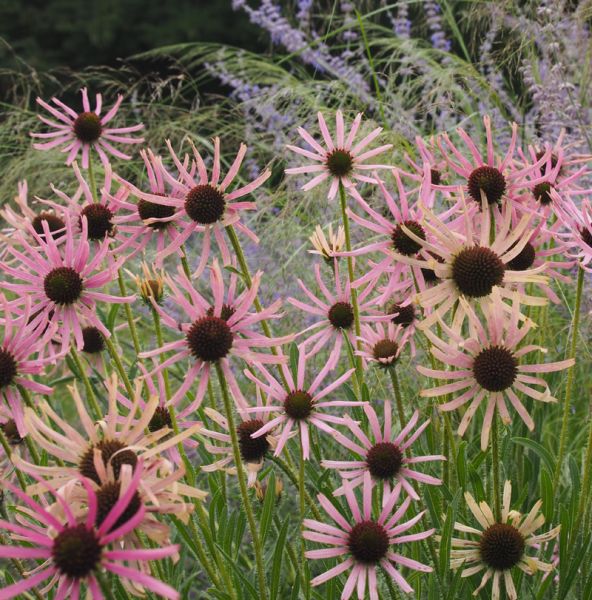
<box><xmin>309</xmin><ymin>224</ymin><xmax>346</xmax><ymax>262</ymax></box>
<box><xmin>323</xmin><ymin>404</ymin><xmax>444</xmax><ymax>501</ymax></box>
<box><xmin>450</xmin><ymin>481</ymin><xmax>560</xmax><ymax>600</ymax></box>
<box><xmin>285</xmin><ymin>111</ymin><xmax>393</xmax><ymax>200</ymax></box>
<box><xmin>31</xmin><ymin>88</ymin><xmax>144</xmax><ymax>168</ymax></box>
<box><xmin>418</xmin><ymin>293</ymin><xmax>574</xmax><ymax>450</ymax></box>
<box><xmin>304</xmin><ymin>471</ymin><xmax>433</xmax><ymax>598</ymax></box>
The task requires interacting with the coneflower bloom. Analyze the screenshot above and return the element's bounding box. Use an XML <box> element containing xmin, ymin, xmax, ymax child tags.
<box><xmin>288</xmin><ymin>262</ymin><xmax>389</xmax><ymax>368</ymax></box>
<box><xmin>112</xmin><ymin>149</ymin><xmax>192</xmax><ymax>266</ymax></box>
<box><xmin>140</xmin><ymin>261</ymin><xmax>291</xmax><ymax>409</ymax></box>
<box><xmin>418</xmin><ymin>294</ymin><xmax>575</xmax><ymax>450</ymax></box>
<box><xmin>242</xmin><ymin>347</ymin><xmax>358</xmax><ymax>459</ymax></box>
<box><xmin>389</xmin><ymin>195</ymin><xmax>549</xmax><ymax>329</ymax></box>
<box><xmin>450</xmin><ymin>481</ymin><xmax>560</xmax><ymax>599</ymax></box>
<box><xmin>401</xmin><ymin>135</ymin><xmax>447</xmax><ymax>199</ymax></box>
<box><xmin>119</xmin><ymin>138</ymin><xmax>270</xmax><ymax>262</ymax></box>
<box><xmin>557</xmin><ymin>197</ymin><xmax>592</xmax><ymax>272</ymax></box>
<box><xmin>21</xmin><ymin>375</ymin><xmax>203</xmax><ymax>500</ymax></box>
<box><xmin>304</xmin><ymin>471</ymin><xmax>433</xmax><ymax>597</ymax></box>
<box><xmin>200</xmin><ymin>389</ymin><xmax>278</xmax><ymax>486</ymax></box>
<box><xmin>356</xmin><ymin>321</ymin><xmax>410</xmax><ymax>368</ymax></box>
<box><xmin>309</xmin><ymin>224</ymin><xmax>346</xmax><ymax>262</ymax></box>
<box><xmin>285</xmin><ymin>110</ymin><xmax>393</xmax><ymax>201</ymax></box>
<box><xmin>323</xmin><ymin>404</ymin><xmax>444</xmax><ymax>501</ymax></box>
<box><xmin>0</xmin><ymin>180</ymin><xmax>66</xmax><ymax>243</ymax></box>
<box><xmin>0</xmin><ymin>298</ymin><xmax>53</xmax><ymax>436</ymax></box>
<box><xmin>0</xmin><ymin>216</ymin><xmax>134</xmax><ymax>353</ymax></box>
<box><xmin>31</xmin><ymin>87</ymin><xmax>144</xmax><ymax>169</ymax></box>
<box><xmin>0</xmin><ymin>468</ymin><xmax>180</xmax><ymax>599</ymax></box>
<box><xmin>42</xmin><ymin>161</ymin><xmax>128</xmax><ymax>242</ymax></box>
<box><xmin>435</xmin><ymin>115</ymin><xmax>548</xmax><ymax>206</ymax></box>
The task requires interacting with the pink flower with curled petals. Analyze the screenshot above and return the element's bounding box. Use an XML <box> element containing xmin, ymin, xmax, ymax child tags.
<box><xmin>304</xmin><ymin>471</ymin><xmax>433</xmax><ymax>598</ymax></box>
<box><xmin>242</xmin><ymin>346</ymin><xmax>359</xmax><ymax>460</ymax></box>
<box><xmin>556</xmin><ymin>197</ymin><xmax>592</xmax><ymax>272</ymax></box>
<box><xmin>323</xmin><ymin>404</ymin><xmax>444</xmax><ymax>501</ymax></box>
<box><xmin>31</xmin><ymin>88</ymin><xmax>144</xmax><ymax>169</ymax></box>
<box><xmin>285</xmin><ymin>110</ymin><xmax>393</xmax><ymax>201</ymax></box>
<box><xmin>118</xmin><ymin>138</ymin><xmax>270</xmax><ymax>263</ymax></box>
<box><xmin>418</xmin><ymin>292</ymin><xmax>575</xmax><ymax>451</ymax></box>
<box><xmin>355</xmin><ymin>321</ymin><xmax>411</xmax><ymax>368</ymax></box>
<box><xmin>139</xmin><ymin>260</ymin><xmax>291</xmax><ymax>411</ymax></box>
<box><xmin>0</xmin><ymin>466</ymin><xmax>180</xmax><ymax>599</ymax></box>
<box><xmin>288</xmin><ymin>261</ymin><xmax>389</xmax><ymax>369</ymax></box>
<box><xmin>0</xmin><ymin>215</ymin><xmax>135</xmax><ymax>354</ymax></box>
<box><xmin>0</xmin><ymin>297</ymin><xmax>53</xmax><ymax>436</ymax></box>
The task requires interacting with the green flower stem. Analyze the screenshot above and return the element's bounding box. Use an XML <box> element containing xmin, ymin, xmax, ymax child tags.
<box><xmin>103</xmin><ymin>335</ymin><xmax>134</xmax><ymax>398</ymax></box>
<box><xmin>270</xmin><ymin>455</ymin><xmax>322</xmax><ymax>520</ymax></box>
<box><xmin>491</xmin><ymin>413</ymin><xmax>501</xmax><ymax>521</ymax></box>
<box><xmin>117</xmin><ymin>269</ymin><xmax>141</xmax><ymax>356</ymax></box>
<box><xmin>151</xmin><ymin>308</ymin><xmax>171</xmax><ymax>400</ymax></box>
<box><xmin>388</xmin><ymin>367</ymin><xmax>406</xmax><ymax>432</ymax></box>
<box><xmin>215</xmin><ymin>362</ymin><xmax>268</xmax><ymax>600</ymax></box>
<box><xmin>299</xmin><ymin>432</ymin><xmax>311</xmax><ymax>600</ymax></box>
<box><xmin>225</xmin><ymin>224</ymin><xmax>289</xmax><ymax>387</ymax></box>
<box><xmin>554</xmin><ymin>265</ymin><xmax>584</xmax><ymax>488</ymax></box>
<box><xmin>69</xmin><ymin>350</ymin><xmax>102</xmax><ymax>420</ymax></box>
<box><xmin>87</xmin><ymin>155</ymin><xmax>99</xmax><ymax>203</ymax></box>
<box><xmin>14</xmin><ymin>386</ymin><xmax>41</xmax><ymax>464</ymax></box>
<box><xmin>338</xmin><ymin>182</ymin><xmax>364</xmax><ymax>391</ymax></box>
<box><xmin>180</xmin><ymin>247</ymin><xmax>192</xmax><ymax>280</ymax></box>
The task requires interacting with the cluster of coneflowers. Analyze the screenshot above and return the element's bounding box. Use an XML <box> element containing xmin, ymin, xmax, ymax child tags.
<box><xmin>0</xmin><ymin>89</ymin><xmax>588</xmax><ymax>599</ymax></box>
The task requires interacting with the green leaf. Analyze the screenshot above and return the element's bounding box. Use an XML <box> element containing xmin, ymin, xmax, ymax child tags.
<box><xmin>270</xmin><ymin>518</ymin><xmax>289</xmax><ymax>600</ymax></box>
<box><xmin>455</xmin><ymin>441</ymin><xmax>467</xmax><ymax>489</ymax></box>
<box><xmin>289</xmin><ymin>342</ymin><xmax>299</xmax><ymax>383</ymax></box>
<box><xmin>540</xmin><ymin>469</ymin><xmax>553</xmax><ymax>521</ymax></box>
<box><xmin>511</xmin><ymin>437</ymin><xmax>554</xmax><ymax>474</ymax></box>
<box><xmin>260</xmin><ymin>471</ymin><xmax>276</xmax><ymax>543</ymax></box>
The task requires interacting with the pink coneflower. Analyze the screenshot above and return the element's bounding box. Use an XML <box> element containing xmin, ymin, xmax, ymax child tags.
<box><xmin>304</xmin><ymin>471</ymin><xmax>433</xmax><ymax>598</ymax></box>
<box><xmin>0</xmin><ymin>216</ymin><xmax>134</xmax><ymax>353</ymax></box>
<box><xmin>42</xmin><ymin>161</ymin><xmax>127</xmax><ymax>242</ymax></box>
<box><xmin>242</xmin><ymin>346</ymin><xmax>358</xmax><ymax>460</ymax></box>
<box><xmin>140</xmin><ymin>260</ymin><xmax>291</xmax><ymax>409</ymax></box>
<box><xmin>401</xmin><ymin>135</ymin><xmax>448</xmax><ymax>200</ymax></box>
<box><xmin>0</xmin><ymin>298</ymin><xmax>53</xmax><ymax>436</ymax></box>
<box><xmin>285</xmin><ymin>110</ymin><xmax>393</xmax><ymax>201</ymax></box>
<box><xmin>288</xmin><ymin>262</ymin><xmax>388</xmax><ymax>368</ymax></box>
<box><xmin>118</xmin><ymin>138</ymin><xmax>270</xmax><ymax>262</ymax></box>
<box><xmin>0</xmin><ymin>180</ymin><xmax>66</xmax><ymax>243</ymax></box>
<box><xmin>200</xmin><ymin>388</ymin><xmax>278</xmax><ymax>486</ymax></box>
<box><xmin>21</xmin><ymin>374</ymin><xmax>203</xmax><ymax>498</ymax></box>
<box><xmin>557</xmin><ymin>197</ymin><xmax>592</xmax><ymax>272</ymax></box>
<box><xmin>356</xmin><ymin>321</ymin><xmax>410</xmax><ymax>368</ymax></box>
<box><xmin>388</xmin><ymin>195</ymin><xmax>549</xmax><ymax>329</ymax></box>
<box><xmin>31</xmin><ymin>88</ymin><xmax>144</xmax><ymax>169</ymax></box>
<box><xmin>450</xmin><ymin>480</ymin><xmax>560</xmax><ymax>600</ymax></box>
<box><xmin>0</xmin><ymin>467</ymin><xmax>180</xmax><ymax>599</ymax></box>
<box><xmin>435</xmin><ymin>115</ymin><xmax>548</xmax><ymax>206</ymax></box>
<box><xmin>112</xmin><ymin>149</ymin><xmax>193</xmax><ymax>267</ymax></box>
<box><xmin>309</xmin><ymin>224</ymin><xmax>346</xmax><ymax>262</ymax></box>
<box><xmin>418</xmin><ymin>293</ymin><xmax>575</xmax><ymax>450</ymax></box>
<box><xmin>323</xmin><ymin>404</ymin><xmax>444</xmax><ymax>501</ymax></box>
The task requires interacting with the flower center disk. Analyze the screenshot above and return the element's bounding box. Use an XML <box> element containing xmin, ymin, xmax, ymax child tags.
<box><xmin>325</xmin><ymin>149</ymin><xmax>354</xmax><ymax>178</ymax></box>
<box><xmin>82</xmin><ymin>326</ymin><xmax>104</xmax><ymax>354</ymax></box>
<box><xmin>73</xmin><ymin>112</ymin><xmax>102</xmax><ymax>143</ymax></box>
<box><xmin>348</xmin><ymin>520</ymin><xmax>389</xmax><ymax>564</ymax></box>
<box><xmin>372</xmin><ymin>339</ymin><xmax>399</xmax><ymax>366</ymax></box>
<box><xmin>366</xmin><ymin>442</ymin><xmax>403</xmax><ymax>480</ymax></box>
<box><xmin>95</xmin><ymin>482</ymin><xmax>142</xmax><ymax>533</ymax></box>
<box><xmin>80</xmin><ymin>204</ymin><xmax>114</xmax><ymax>240</ymax></box>
<box><xmin>468</xmin><ymin>166</ymin><xmax>506</xmax><ymax>204</ymax></box>
<box><xmin>185</xmin><ymin>184</ymin><xmax>226</xmax><ymax>225</ymax></box>
<box><xmin>148</xmin><ymin>406</ymin><xmax>173</xmax><ymax>432</ymax></box>
<box><xmin>473</xmin><ymin>345</ymin><xmax>518</xmax><ymax>392</ymax></box>
<box><xmin>186</xmin><ymin>316</ymin><xmax>234</xmax><ymax>362</ymax></box>
<box><xmin>328</xmin><ymin>301</ymin><xmax>354</xmax><ymax>329</ymax></box>
<box><xmin>0</xmin><ymin>349</ymin><xmax>17</xmax><ymax>388</ymax></box>
<box><xmin>206</xmin><ymin>304</ymin><xmax>236</xmax><ymax>321</ymax></box>
<box><xmin>237</xmin><ymin>419</ymin><xmax>270</xmax><ymax>462</ymax></box>
<box><xmin>79</xmin><ymin>439</ymin><xmax>138</xmax><ymax>485</ymax></box>
<box><xmin>391</xmin><ymin>220</ymin><xmax>426</xmax><ymax>256</ymax></box>
<box><xmin>283</xmin><ymin>390</ymin><xmax>314</xmax><ymax>420</ymax></box>
<box><xmin>137</xmin><ymin>198</ymin><xmax>176</xmax><ymax>229</ymax></box>
<box><xmin>52</xmin><ymin>524</ymin><xmax>102</xmax><ymax>578</ymax></box>
<box><xmin>32</xmin><ymin>212</ymin><xmax>66</xmax><ymax>239</ymax></box>
<box><xmin>506</xmin><ymin>242</ymin><xmax>535</xmax><ymax>271</ymax></box>
<box><xmin>44</xmin><ymin>266</ymin><xmax>84</xmax><ymax>305</ymax></box>
<box><xmin>533</xmin><ymin>182</ymin><xmax>553</xmax><ymax>206</ymax></box>
<box><xmin>479</xmin><ymin>523</ymin><xmax>525</xmax><ymax>571</ymax></box>
<box><xmin>1</xmin><ymin>419</ymin><xmax>23</xmax><ymax>444</ymax></box>
<box><xmin>451</xmin><ymin>246</ymin><xmax>505</xmax><ymax>298</ymax></box>
<box><xmin>387</xmin><ymin>302</ymin><xmax>415</xmax><ymax>327</ymax></box>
